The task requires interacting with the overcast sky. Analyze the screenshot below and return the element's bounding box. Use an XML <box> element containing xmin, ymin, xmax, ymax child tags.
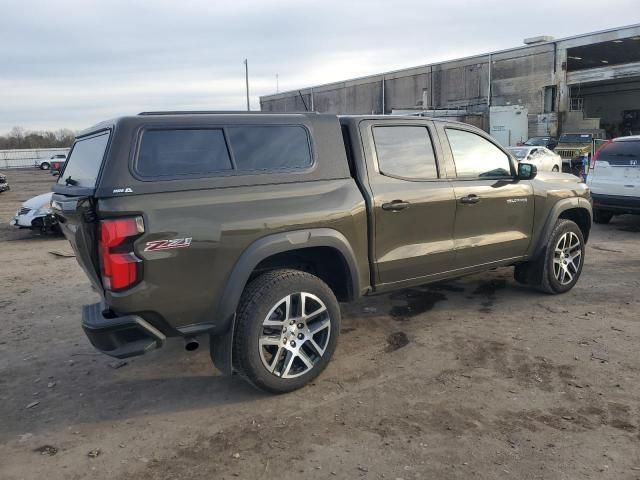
<box><xmin>0</xmin><ymin>0</ymin><xmax>638</xmax><ymax>134</ymax></box>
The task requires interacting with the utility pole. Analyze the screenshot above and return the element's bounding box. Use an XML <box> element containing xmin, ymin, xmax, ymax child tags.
<box><xmin>244</xmin><ymin>59</ymin><xmax>250</xmax><ymax>111</ymax></box>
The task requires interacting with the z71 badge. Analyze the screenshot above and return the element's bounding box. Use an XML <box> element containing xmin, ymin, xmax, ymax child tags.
<box><xmin>144</xmin><ymin>237</ymin><xmax>193</xmax><ymax>252</ymax></box>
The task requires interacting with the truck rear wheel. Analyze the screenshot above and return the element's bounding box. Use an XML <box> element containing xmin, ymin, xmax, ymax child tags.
<box><xmin>593</xmin><ymin>209</ymin><xmax>613</xmax><ymax>224</ymax></box>
<box><xmin>233</xmin><ymin>269</ymin><xmax>340</xmax><ymax>393</ymax></box>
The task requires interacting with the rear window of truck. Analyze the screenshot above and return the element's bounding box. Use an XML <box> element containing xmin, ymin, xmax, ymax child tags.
<box><xmin>136</xmin><ymin>125</ymin><xmax>312</xmax><ymax>179</ymax></box>
<box><xmin>57</xmin><ymin>131</ymin><xmax>110</xmax><ymax>187</ymax></box>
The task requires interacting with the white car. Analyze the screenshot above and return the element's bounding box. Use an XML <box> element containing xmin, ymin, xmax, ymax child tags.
<box><xmin>10</xmin><ymin>192</ymin><xmax>59</xmax><ymax>233</ymax></box>
<box><xmin>36</xmin><ymin>154</ymin><xmax>67</xmax><ymax>170</ymax></box>
<box><xmin>587</xmin><ymin>135</ymin><xmax>640</xmax><ymax>224</ymax></box>
<box><xmin>507</xmin><ymin>146</ymin><xmax>562</xmax><ymax>172</ymax></box>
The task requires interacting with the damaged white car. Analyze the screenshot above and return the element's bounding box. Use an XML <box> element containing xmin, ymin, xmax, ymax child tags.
<box><xmin>507</xmin><ymin>146</ymin><xmax>562</xmax><ymax>172</ymax></box>
<box><xmin>10</xmin><ymin>192</ymin><xmax>60</xmax><ymax>233</ymax></box>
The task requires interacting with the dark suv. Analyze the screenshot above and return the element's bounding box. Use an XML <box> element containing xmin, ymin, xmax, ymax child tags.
<box><xmin>524</xmin><ymin>136</ymin><xmax>557</xmax><ymax>150</ymax></box>
<box><xmin>52</xmin><ymin>112</ymin><xmax>592</xmax><ymax>392</ymax></box>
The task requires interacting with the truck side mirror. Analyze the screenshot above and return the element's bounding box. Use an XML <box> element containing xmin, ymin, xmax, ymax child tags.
<box><xmin>518</xmin><ymin>162</ymin><xmax>537</xmax><ymax>180</ymax></box>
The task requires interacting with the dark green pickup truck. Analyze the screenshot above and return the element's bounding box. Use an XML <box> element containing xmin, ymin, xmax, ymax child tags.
<box><xmin>52</xmin><ymin>112</ymin><xmax>592</xmax><ymax>393</ymax></box>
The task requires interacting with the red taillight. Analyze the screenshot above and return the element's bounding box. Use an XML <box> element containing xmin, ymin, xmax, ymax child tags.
<box><xmin>591</xmin><ymin>140</ymin><xmax>612</xmax><ymax>169</ymax></box>
<box><xmin>99</xmin><ymin>217</ymin><xmax>144</xmax><ymax>291</ymax></box>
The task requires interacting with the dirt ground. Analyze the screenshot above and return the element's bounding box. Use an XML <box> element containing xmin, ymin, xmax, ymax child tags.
<box><xmin>1</xmin><ymin>169</ymin><xmax>639</xmax><ymax>480</ymax></box>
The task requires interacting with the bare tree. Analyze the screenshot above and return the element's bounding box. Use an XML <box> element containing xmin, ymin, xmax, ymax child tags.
<box><xmin>0</xmin><ymin>126</ymin><xmax>76</xmax><ymax>149</ymax></box>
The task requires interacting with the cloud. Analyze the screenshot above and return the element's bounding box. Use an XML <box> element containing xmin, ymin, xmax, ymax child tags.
<box><xmin>0</xmin><ymin>0</ymin><xmax>637</xmax><ymax>133</ymax></box>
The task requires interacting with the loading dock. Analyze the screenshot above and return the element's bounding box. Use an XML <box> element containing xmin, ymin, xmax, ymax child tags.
<box><xmin>564</xmin><ymin>35</ymin><xmax>640</xmax><ymax>137</ymax></box>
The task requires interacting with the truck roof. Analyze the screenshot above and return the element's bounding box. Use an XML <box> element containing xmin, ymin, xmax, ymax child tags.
<box><xmin>338</xmin><ymin>114</ymin><xmax>471</xmax><ymax>128</ymax></box>
<box><xmin>613</xmin><ymin>135</ymin><xmax>640</xmax><ymax>142</ymax></box>
<box><xmin>77</xmin><ymin>112</ymin><xmax>327</xmax><ymax>137</ymax></box>
<box><xmin>79</xmin><ymin>112</ymin><xmax>472</xmax><ymax>137</ymax></box>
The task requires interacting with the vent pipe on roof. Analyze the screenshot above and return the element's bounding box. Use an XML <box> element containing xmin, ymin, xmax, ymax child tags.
<box><xmin>524</xmin><ymin>35</ymin><xmax>555</xmax><ymax>45</ymax></box>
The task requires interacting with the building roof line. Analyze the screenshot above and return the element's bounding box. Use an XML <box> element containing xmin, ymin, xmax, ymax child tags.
<box><xmin>261</xmin><ymin>23</ymin><xmax>640</xmax><ymax>101</ymax></box>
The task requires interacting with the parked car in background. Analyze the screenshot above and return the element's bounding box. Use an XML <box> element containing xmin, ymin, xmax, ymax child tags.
<box><xmin>507</xmin><ymin>146</ymin><xmax>562</xmax><ymax>172</ymax></box>
<box><xmin>10</xmin><ymin>192</ymin><xmax>59</xmax><ymax>233</ymax></box>
<box><xmin>51</xmin><ymin>158</ymin><xmax>66</xmax><ymax>176</ymax></box>
<box><xmin>587</xmin><ymin>135</ymin><xmax>640</xmax><ymax>224</ymax></box>
<box><xmin>0</xmin><ymin>173</ymin><xmax>9</xmax><ymax>193</ymax></box>
<box><xmin>524</xmin><ymin>136</ymin><xmax>558</xmax><ymax>150</ymax></box>
<box><xmin>556</xmin><ymin>130</ymin><xmax>606</xmax><ymax>174</ymax></box>
<box><xmin>36</xmin><ymin>153</ymin><xmax>67</xmax><ymax>170</ymax></box>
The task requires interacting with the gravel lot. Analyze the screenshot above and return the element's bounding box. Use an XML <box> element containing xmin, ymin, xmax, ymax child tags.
<box><xmin>1</xmin><ymin>169</ymin><xmax>639</xmax><ymax>480</ymax></box>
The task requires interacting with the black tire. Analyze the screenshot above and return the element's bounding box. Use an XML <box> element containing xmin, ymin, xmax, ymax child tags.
<box><xmin>552</xmin><ymin>165</ymin><xmax>559</xmax><ymax>172</ymax></box>
<box><xmin>532</xmin><ymin>219</ymin><xmax>585</xmax><ymax>294</ymax></box>
<box><xmin>233</xmin><ymin>269</ymin><xmax>340</xmax><ymax>393</ymax></box>
<box><xmin>41</xmin><ymin>223</ymin><xmax>62</xmax><ymax>235</ymax></box>
<box><xmin>593</xmin><ymin>209</ymin><xmax>613</xmax><ymax>225</ymax></box>
<box><xmin>513</xmin><ymin>263</ymin><xmax>531</xmax><ymax>285</ymax></box>
<box><xmin>40</xmin><ymin>162</ymin><xmax>50</xmax><ymax>170</ymax></box>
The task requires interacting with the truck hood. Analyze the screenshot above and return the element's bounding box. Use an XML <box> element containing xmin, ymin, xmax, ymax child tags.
<box><xmin>532</xmin><ymin>171</ymin><xmax>590</xmax><ymax>198</ymax></box>
<box><xmin>23</xmin><ymin>192</ymin><xmax>53</xmax><ymax>209</ymax></box>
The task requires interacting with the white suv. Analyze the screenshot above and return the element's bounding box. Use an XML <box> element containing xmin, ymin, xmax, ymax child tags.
<box><xmin>587</xmin><ymin>136</ymin><xmax>640</xmax><ymax>224</ymax></box>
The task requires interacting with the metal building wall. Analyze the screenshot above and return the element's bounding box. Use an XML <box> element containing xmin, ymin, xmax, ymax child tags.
<box><xmin>260</xmin><ymin>25</ymin><xmax>640</xmax><ymax>137</ymax></box>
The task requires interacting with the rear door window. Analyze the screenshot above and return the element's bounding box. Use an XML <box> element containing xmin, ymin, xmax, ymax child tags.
<box><xmin>227</xmin><ymin>126</ymin><xmax>312</xmax><ymax>171</ymax></box>
<box><xmin>137</xmin><ymin>129</ymin><xmax>232</xmax><ymax>177</ymax></box>
<box><xmin>57</xmin><ymin>131</ymin><xmax>110</xmax><ymax>187</ymax></box>
<box><xmin>372</xmin><ymin>126</ymin><xmax>439</xmax><ymax>179</ymax></box>
<box><xmin>445</xmin><ymin>129</ymin><xmax>512</xmax><ymax>178</ymax></box>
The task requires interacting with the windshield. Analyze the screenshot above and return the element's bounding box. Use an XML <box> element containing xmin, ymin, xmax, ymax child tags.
<box><xmin>508</xmin><ymin>148</ymin><xmax>529</xmax><ymax>160</ymax></box>
<box><xmin>57</xmin><ymin>132</ymin><xmax>110</xmax><ymax>188</ymax></box>
<box><xmin>559</xmin><ymin>133</ymin><xmax>592</xmax><ymax>144</ymax></box>
<box><xmin>524</xmin><ymin>137</ymin><xmax>549</xmax><ymax>146</ymax></box>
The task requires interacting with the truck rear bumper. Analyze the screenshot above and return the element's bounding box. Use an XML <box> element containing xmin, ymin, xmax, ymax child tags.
<box><xmin>592</xmin><ymin>193</ymin><xmax>640</xmax><ymax>213</ymax></box>
<box><xmin>81</xmin><ymin>302</ymin><xmax>166</xmax><ymax>359</ymax></box>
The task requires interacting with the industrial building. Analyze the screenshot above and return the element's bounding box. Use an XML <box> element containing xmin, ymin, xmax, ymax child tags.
<box><xmin>260</xmin><ymin>24</ymin><xmax>640</xmax><ymax>145</ymax></box>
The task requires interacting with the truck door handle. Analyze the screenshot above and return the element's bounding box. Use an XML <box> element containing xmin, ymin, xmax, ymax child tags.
<box><xmin>382</xmin><ymin>200</ymin><xmax>410</xmax><ymax>211</ymax></box>
<box><xmin>460</xmin><ymin>194</ymin><xmax>480</xmax><ymax>204</ymax></box>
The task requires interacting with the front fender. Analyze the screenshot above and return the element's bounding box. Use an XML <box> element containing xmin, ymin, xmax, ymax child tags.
<box><xmin>529</xmin><ymin>197</ymin><xmax>592</xmax><ymax>259</ymax></box>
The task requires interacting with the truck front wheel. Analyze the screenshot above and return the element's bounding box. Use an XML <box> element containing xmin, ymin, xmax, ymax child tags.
<box><xmin>515</xmin><ymin>219</ymin><xmax>585</xmax><ymax>294</ymax></box>
<box><xmin>233</xmin><ymin>269</ymin><xmax>340</xmax><ymax>393</ymax></box>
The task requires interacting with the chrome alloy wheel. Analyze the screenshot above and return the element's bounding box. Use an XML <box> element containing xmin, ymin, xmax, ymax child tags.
<box><xmin>259</xmin><ymin>292</ymin><xmax>331</xmax><ymax>379</ymax></box>
<box><xmin>553</xmin><ymin>231</ymin><xmax>582</xmax><ymax>285</ymax></box>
